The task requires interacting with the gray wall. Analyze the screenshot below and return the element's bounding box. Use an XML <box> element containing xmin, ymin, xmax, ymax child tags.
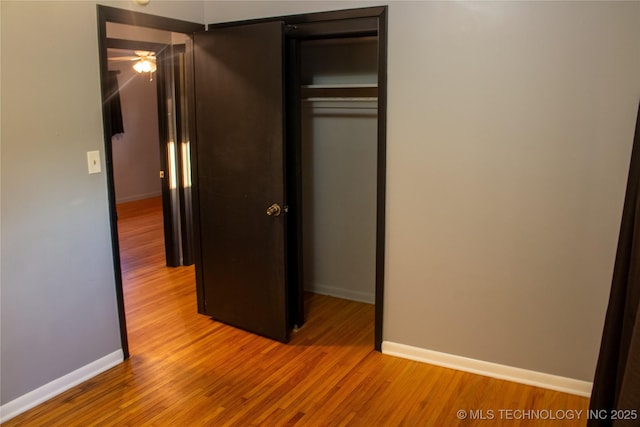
<box><xmin>1</xmin><ymin>0</ymin><xmax>639</xmax><ymax>409</ymax></box>
<box><xmin>0</xmin><ymin>0</ymin><xmax>203</xmax><ymax>406</ymax></box>
<box><xmin>302</xmin><ymin>101</ymin><xmax>378</xmax><ymax>303</ymax></box>
<box><xmin>205</xmin><ymin>0</ymin><xmax>640</xmax><ymax>381</ymax></box>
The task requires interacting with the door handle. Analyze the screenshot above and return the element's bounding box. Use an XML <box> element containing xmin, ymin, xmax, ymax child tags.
<box><xmin>266</xmin><ymin>203</ymin><xmax>281</xmax><ymax>217</ymax></box>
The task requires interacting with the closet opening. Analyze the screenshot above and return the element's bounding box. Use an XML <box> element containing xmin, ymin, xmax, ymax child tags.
<box><xmin>294</xmin><ymin>36</ymin><xmax>378</xmax><ymax>320</ymax></box>
<box><xmin>282</xmin><ymin>15</ymin><xmax>386</xmax><ymax>350</ymax></box>
<box><xmin>299</xmin><ymin>36</ymin><xmax>378</xmax><ymax>305</ymax></box>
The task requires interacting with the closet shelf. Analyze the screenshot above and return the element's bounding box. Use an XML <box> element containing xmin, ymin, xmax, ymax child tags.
<box><xmin>301</xmin><ymin>83</ymin><xmax>378</xmax><ymax>88</ymax></box>
<box><xmin>303</xmin><ymin>97</ymin><xmax>377</xmax><ymax>102</ymax></box>
<box><xmin>301</xmin><ymin>84</ymin><xmax>378</xmax><ymax>99</ymax></box>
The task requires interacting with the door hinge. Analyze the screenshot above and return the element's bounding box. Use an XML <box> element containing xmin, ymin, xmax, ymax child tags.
<box><xmin>159</xmin><ymin>170</ymin><xmax>165</xmax><ymax>179</ymax></box>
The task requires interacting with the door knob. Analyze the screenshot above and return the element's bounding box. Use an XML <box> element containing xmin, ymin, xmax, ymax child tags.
<box><xmin>266</xmin><ymin>203</ymin><xmax>281</xmax><ymax>217</ymax></box>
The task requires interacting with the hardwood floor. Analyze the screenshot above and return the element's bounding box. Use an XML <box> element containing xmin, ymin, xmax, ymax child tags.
<box><xmin>3</xmin><ymin>197</ymin><xmax>589</xmax><ymax>426</ymax></box>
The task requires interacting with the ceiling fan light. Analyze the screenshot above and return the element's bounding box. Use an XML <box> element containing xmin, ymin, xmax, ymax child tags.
<box><xmin>133</xmin><ymin>58</ymin><xmax>157</xmax><ymax>74</ymax></box>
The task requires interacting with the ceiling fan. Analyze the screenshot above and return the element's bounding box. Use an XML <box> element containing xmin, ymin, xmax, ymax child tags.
<box><xmin>109</xmin><ymin>50</ymin><xmax>157</xmax><ymax>74</ymax></box>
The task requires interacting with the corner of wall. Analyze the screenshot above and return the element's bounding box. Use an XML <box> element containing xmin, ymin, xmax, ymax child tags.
<box><xmin>0</xmin><ymin>350</ymin><xmax>124</xmax><ymax>423</ymax></box>
<box><xmin>382</xmin><ymin>341</ymin><xmax>593</xmax><ymax>397</ymax></box>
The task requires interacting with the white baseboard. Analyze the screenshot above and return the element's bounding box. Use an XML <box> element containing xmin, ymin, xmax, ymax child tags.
<box><xmin>306</xmin><ymin>283</ymin><xmax>375</xmax><ymax>304</ymax></box>
<box><xmin>0</xmin><ymin>349</ymin><xmax>124</xmax><ymax>423</ymax></box>
<box><xmin>116</xmin><ymin>191</ymin><xmax>161</xmax><ymax>204</ymax></box>
<box><xmin>382</xmin><ymin>341</ymin><xmax>592</xmax><ymax>397</ymax></box>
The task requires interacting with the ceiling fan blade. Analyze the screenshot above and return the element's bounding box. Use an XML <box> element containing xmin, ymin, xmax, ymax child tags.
<box><xmin>108</xmin><ymin>56</ymin><xmax>140</xmax><ymax>61</ymax></box>
<box><xmin>134</xmin><ymin>50</ymin><xmax>155</xmax><ymax>57</ymax></box>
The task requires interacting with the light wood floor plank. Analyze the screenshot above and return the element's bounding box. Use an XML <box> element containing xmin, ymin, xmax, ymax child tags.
<box><xmin>2</xmin><ymin>197</ymin><xmax>590</xmax><ymax>426</ymax></box>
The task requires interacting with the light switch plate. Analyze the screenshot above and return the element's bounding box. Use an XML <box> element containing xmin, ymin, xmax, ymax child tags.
<box><xmin>87</xmin><ymin>150</ymin><xmax>101</xmax><ymax>174</ymax></box>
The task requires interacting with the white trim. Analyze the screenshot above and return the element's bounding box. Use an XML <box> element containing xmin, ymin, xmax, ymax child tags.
<box><xmin>306</xmin><ymin>283</ymin><xmax>375</xmax><ymax>304</ymax></box>
<box><xmin>0</xmin><ymin>350</ymin><xmax>124</xmax><ymax>423</ymax></box>
<box><xmin>381</xmin><ymin>342</ymin><xmax>592</xmax><ymax>397</ymax></box>
<box><xmin>116</xmin><ymin>191</ymin><xmax>161</xmax><ymax>204</ymax></box>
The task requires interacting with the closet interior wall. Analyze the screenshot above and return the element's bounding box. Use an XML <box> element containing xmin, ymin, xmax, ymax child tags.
<box><xmin>299</xmin><ymin>36</ymin><xmax>378</xmax><ymax>304</ymax></box>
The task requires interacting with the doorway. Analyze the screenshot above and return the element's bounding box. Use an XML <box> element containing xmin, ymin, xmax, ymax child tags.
<box><xmin>107</xmin><ymin>42</ymin><xmax>170</xmax><ymax>339</ymax></box>
<box><xmin>98</xmin><ymin>7</ymin><xmax>204</xmax><ymax>357</ymax></box>
<box><xmin>107</xmin><ymin>44</ymin><xmax>162</xmax><ymax>207</ymax></box>
<box><xmin>97</xmin><ymin>5</ymin><xmax>387</xmax><ymax>356</ymax></box>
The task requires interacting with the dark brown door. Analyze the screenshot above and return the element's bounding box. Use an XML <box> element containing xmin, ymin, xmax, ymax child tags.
<box><xmin>193</xmin><ymin>22</ymin><xmax>289</xmax><ymax>342</ymax></box>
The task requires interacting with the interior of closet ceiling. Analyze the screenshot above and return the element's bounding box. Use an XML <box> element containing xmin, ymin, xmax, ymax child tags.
<box><xmin>299</xmin><ymin>36</ymin><xmax>378</xmax><ymax>304</ymax></box>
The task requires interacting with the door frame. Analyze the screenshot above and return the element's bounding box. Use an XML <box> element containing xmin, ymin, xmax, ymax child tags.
<box><xmin>205</xmin><ymin>6</ymin><xmax>388</xmax><ymax>350</ymax></box>
<box><xmin>97</xmin><ymin>5</ymin><xmax>205</xmax><ymax>358</ymax></box>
